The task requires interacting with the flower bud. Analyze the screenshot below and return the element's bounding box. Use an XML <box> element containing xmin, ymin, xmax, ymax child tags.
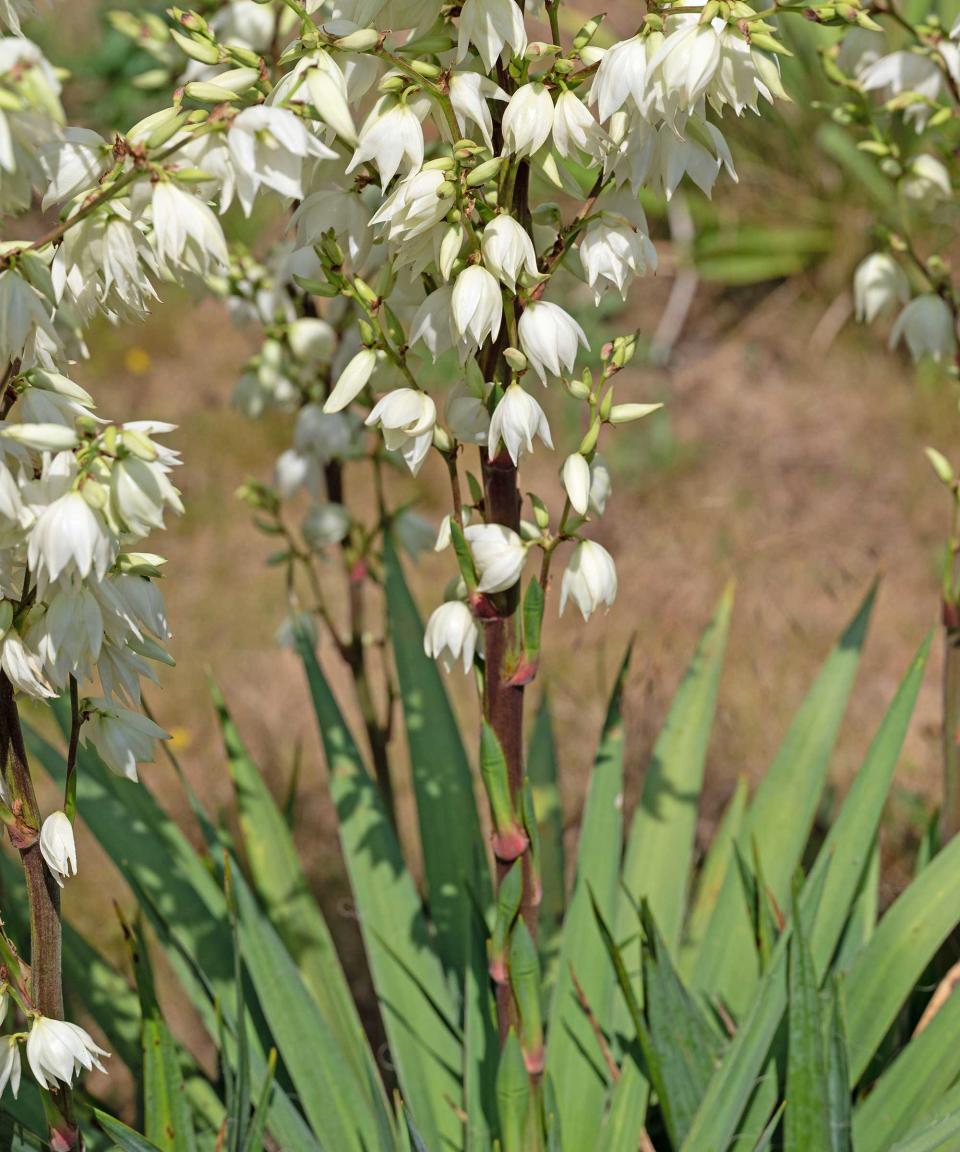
<box><xmin>562</xmin><ymin>454</ymin><xmax>591</xmax><ymax>516</ymax></box>
<box><xmin>39</xmin><ymin>811</ymin><xmax>77</xmax><ymax>887</ymax></box>
<box><xmin>169</xmin><ymin>27</ymin><xmax>221</xmax><ymax>65</ymax></box>
<box><xmin>324</xmin><ymin>349</ymin><xmax>378</xmax><ymax>413</ymax></box>
<box><xmin>334</xmin><ymin>28</ymin><xmax>381</xmax><ymax>51</ymax></box>
<box><xmin>560</xmin><ymin>540</ymin><xmax>617</xmax><ymax>621</ymax></box>
<box><xmin>926</xmin><ymin>447</ymin><xmax>955</xmax><ymax>488</ymax></box>
<box><xmin>608</xmin><ymin>403</ymin><xmax>663</xmax><ymax>425</ymax></box>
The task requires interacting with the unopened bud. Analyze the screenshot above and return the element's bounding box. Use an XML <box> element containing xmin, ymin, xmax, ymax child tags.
<box><xmin>467</xmin><ymin>156</ymin><xmax>504</xmax><ymax>186</ymax></box>
<box><xmin>334</xmin><ymin>28</ymin><xmax>380</xmax><ymax>52</ymax></box>
<box><xmin>169</xmin><ymin>27</ymin><xmax>221</xmax><ymax>65</ymax></box>
<box><xmin>564</xmin><ymin>376</ymin><xmax>591</xmax><ymax>401</ymax></box>
<box><xmin>579</xmin><ymin>419</ymin><xmax>601</xmax><ymax>455</ymax></box>
<box><xmin>608</xmin><ymin>402</ymin><xmax>663</xmax><ymax>425</ymax></box>
<box><xmin>352</xmin><ymin>277</ymin><xmax>379</xmax><ymax>307</ymax></box>
<box><xmin>503</xmin><ymin>347</ymin><xmax>528</xmax><ymax>374</ymax></box>
<box><xmin>433</xmin><ymin>425</ymin><xmax>453</xmax><ymax>453</ymax></box>
<box><xmin>121</xmin><ymin>428</ymin><xmax>159</xmax><ymax>461</ymax></box>
<box><xmin>410</xmin><ymin>58</ymin><xmax>442</xmax><ymax>78</ymax></box>
<box><xmin>926</xmin><ymin>447</ymin><xmax>955</xmax><ymax>487</ymax></box>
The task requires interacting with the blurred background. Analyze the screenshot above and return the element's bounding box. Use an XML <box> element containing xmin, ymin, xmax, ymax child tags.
<box><xmin>15</xmin><ymin>0</ymin><xmax>960</xmax><ymax>1060</ymax></box>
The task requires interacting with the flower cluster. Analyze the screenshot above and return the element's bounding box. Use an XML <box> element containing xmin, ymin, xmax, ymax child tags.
<box><xmin>137</xmin><ymin>0</ymin><xmax>789</xmax><ymax>682</ymax></box>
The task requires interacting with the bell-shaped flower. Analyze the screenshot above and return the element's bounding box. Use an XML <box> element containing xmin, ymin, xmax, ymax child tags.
<box><xmin>449</xmin><ymin>72</ymin><xmax>508</xmax><ymax>151</ymax></box>
<box><xmin>502</xmin><ymin>83</ymin><xmax>554</xmax><ymax>158</ymax></box>
<box><xmin>302</xmin><ymin>502</ymin><xmax>351</xmax><ymax>550</ymax></box>
<box><xmin>861</xmin><ymin>51</ymin><xmax>943</xmax><ymax>129</ymax></box>
<box><xmin>28</xmin><ymin>490</ymin><xmax>112</xmax><ymax>586</ymax></box>
<box><xmin>365</xmin><ymin>389</ymin><xmax>437</xmax><ymax>476</ymax></box>
<box><xmin>447</xmin><ymin>380</ymin><xmax>490</xmax><ymax>445</ymax></box>
<box><xmin>28</xmin><ymin>583</ymin><xmax>104</xmax><ymax>687</ymax></box>
<box><xmin>561</xmin><ymin>453</ymin><xmax>591</xmax><ymax>516</ymax></box>
<box><xmin>854</xmin><ymin>253</ymin><xmax>909</xmax><ymax>324</ymax></box>
<box><xmin>39</xmin><ymin>810</ymin><xmax>77</xmax><ymax>887</ymax></box>
<box><xmin>481</xmin><ymin>216</ymin><xmax>539</xmax><ymax>292</ymax></box>
<box><xmin>465</xmin><ymin>523</ymin><xmax>527</xmax><ymax>594</ymax></box>
<box><xmin>648</xmin><ymin>23</ymin><xmax>722</xmax><ymax>116</ymax></box>
<box><xmin>451</xmin><ymin>265</ymin><xmax>503</xmax><ymax>354</ymax></box>
<box><xmin>579</xmin><ymin>218</ymin><xmax>656</xmax><ymax>303</ymax></box>
<box><xmin>552</xmin><ymin>91</ymin><xmax>604</xmax><ymax>159</ymax></box>
<box><xmin>82</xmin><ymin>700</ymin><xmax>169</xmax><ymax>781</ymax></box>
<box><xmin>110</xmin><ymin>454</ymin><xmax>181</xmax><ymax>537</ymax></box>
<box><xmin>26</xmin><ymin>1016</ymin><xmax>108</xmax><ymax>1090</ymax></box>
<box><xmin>149</xmin><ymin>182</ymin><xmax>228</xmax><ymax>277</ymax></box>
<box><xmin>488</xmin><ymin>384</ymin><xmax>553</xmax><ymax>464</ymax></box>
<box><xmin>40</xmin><ymin>127</ymin><xmax>109</xmax><ymax>209</ymax></box>
<box><xmin>324</xmin><ymin>348</ymin><xmax>378</xmax><ymax>414</ymax></box>
<box><xmin>901</xmin><ymin>154</ymin><xmax>952</xmax><ymax>202</ymax></box>
<box><xmin>0</xmin><ymin>1036</ymin><xmax>20</xmax><ymax>1100</ymax></box>
<box><xmin>1</xmin><ymin>628</ymin><xmax>53</xmax><ymax>699</ymax></box>
<box><xmin>0</xmin><ymin>269</ymin><xmax>58</xmax><ymax>367</ymax></box>
<box><xmin>457</xmin><ymin>0</ymin><xmax>527</xmax><ymax>72</ymax></box>
<box><xmin>518</xmin><ymin>300</ymin><xmax>589</xmax><ymax>384</ymax></box>
<box><xmin>229</xmin><ymin>106</ymin><xmax>335</xmax><ymax>215</ymax></box>
<box><xmin>588</xmin><ymin>456</ymin><xmax>612</xmax><ymax>516</ymax></box>
<box><xmin>890</xmin><ymin>295</ymin><xmax>957</xmax><ymax>363</ymax></box>
<box><xmin>560</xmin><ymin>539</ymin><xmax>618</xmax><ymax>620</ymax></box>
<box><xmin>347</xmin><ymin>96</ymin><xmax>426</xmax><ymax>189</ymax></box>
<box><xmin>370</xmin><ymin>167</ymin><xmax>453</xmax><ymax>242</ymax></box>
<box><xmin>410</xmin><ymin>286</ymin><xmax>456</xmax><ymax>360</ymax></box>
<box><xmin>424</xmin><ymin>600</ymin><xmax>480</xmax><ymax>673</ymax></box>
<box><xmin>591</xmin><ymin>34</ymin><xmax>659</xmax><ymax>122</ymax></box>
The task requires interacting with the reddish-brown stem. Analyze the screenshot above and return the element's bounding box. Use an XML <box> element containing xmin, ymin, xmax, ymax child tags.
<box><xmin>481</xmin><ymin>448</ymin><xmax>539</xmax><ymax>1045</ymax></box>
<box><xmin>0</xmin><ymin>676</ymin><xmax>77</xmax><ymax>1147</ymax></box>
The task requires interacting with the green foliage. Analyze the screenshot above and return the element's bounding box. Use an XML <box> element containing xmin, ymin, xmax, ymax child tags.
<box><xmin>4</xmin><ymin>559</ymin><xmax>959</xmax><ymax>1152</ymax></box>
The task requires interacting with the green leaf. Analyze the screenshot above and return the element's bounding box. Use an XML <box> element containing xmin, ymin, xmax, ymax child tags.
<box><xmin>231</xmin><ymin>865</ymin><xmax>380</xmax><ymax>1152</ymax></box>
<box><xmin>545</xmin><ymin>647</ymin><xmax>630</xmax><ymax>1152</ymax></box>
<box><xmin>844</xmin><ymin>827</ymin><xmax>960</xmax><ymax>1084</ymax></box>
<box><xmin>693</xmin><ymin>584</ymin><xmax>877</xmax><ymax>1014</ymax></box>
<box><xmin>214</xmin><ymin>684</ymin><xmax>386</xmax><ymax>1110</ymax></box>
<box><xmin>621</xmin><ymin>584</ymin><xmax>733</xmax><ymax>951</ymax></box>
<box><xmin>94</xmin><ymin>1112</ymin><xmax>164</xmax><ymax>1152</ymax></box>
<box><xmin>496</xmin><ymin>1031</ymin><xmax>533</xmax><ymax>1152</ymax></box>
<box><xmin>825</xmin><ymin>985</ymin><xmax>852</xmax><ymax>1152</ymax></box>
<box><xmin>680</xmin><ymin>775</ymin><xmax>748</xmax><ymax>977</ymax></box>
<box><xmin>463</xmin><ymin>910</ymin><xmax>496</xmax><ymax>1152</ymax></box>
<box><xmin>385</xmin><ymin>534</ymin><xmax>490</xmax><ymax>987</ymax></box>
<box><xmin>298</xmin><ymin>631</ymin><xmax>463</xmax><ymax>1152</ymax></box>
<box><xmin>125</xmin><ymin>915</ymin><xmax>197</xmax><ymax>1152</ymax></box>
<box><xmin>682</xmin><ymin>636</ymin><xmax>928</xmax><ymax>1152</ymax></box>
<box><xmin>527</xmin><ymin>697</ymin><xmax>565</xmax><ymax>991</ymax></box>
<box><xmin>784</xmin><ymin>896</ymin><xmax>831</xmax><ymax>1152</ymax></box>
<box><xmin>642</xmin><ymin>908</ymin><xmax>725</xmax><ymax>1147</ymax></box>
<box><xmin>889</xmin><ymin>1108</ymin><xmax>960</xmax><ymax>1152</ymax></box>
<box><xmin>853</xmin><ymin>978</ymin><xmax>960</xmax><ymax>1152</ymax></box>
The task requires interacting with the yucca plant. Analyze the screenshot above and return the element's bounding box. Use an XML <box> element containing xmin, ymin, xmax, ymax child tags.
<box><xmin>1</xmin><ymin>558</ymin><xmax>956</xmax><ymax>1152</ymax></box>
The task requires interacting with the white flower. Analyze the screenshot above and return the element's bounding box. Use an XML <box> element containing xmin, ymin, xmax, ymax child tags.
<box><xmin>552</xmin><ymin>91</ymin><xmax>604</xmax><ymax>159</ymax></box>
<box><xmin>28</xmin><ymin>584</ymin><xmax>103</xmax><ymax>688</ymax></box>
<box><xmin>446</xmin><ymin>380</ymin><xmax>490</xmax><ymax>444</ymax></box>
<box><xmin>0</xmin><ymin>269</ymin><xmax>57</xmax><ymax>367</ymax></box>
<box><xmin>854</xmin><ymin>253</ymin><xmax>909</xmax><ymax>324</ymax></box>
<box><xmin>26</xmin><ymin>1016</ymin><xmax>108</xmax><ymax>1089</ymax></box>
<box><xmin>451</xmin><ymin>265</ymin><xmax>503</xmax><ymax>352</ymax></box>
<box><xmin>465</xmin><ymin>523</ymin><xmax>527</xmax><ymax>593</ymax></box>
<box><xmin>369</xmin><ymin>168</ymin><xmax>453</xmax><ymax>242</ymax></box>
<box><xmin>365</xmin><ymin>389</ymin><xmax>437</xmax><ymax>475</ymax></box>
<box><xmin>229</xmin><ymin>106</ymin><xmax>334</xmax><ymax>215</ymax></box>
<box><xmin>39</xmin><ymin>811</ymin><xmax>77</xmax><ymax>887</ymax></box>
<box><xmin>502</xmin><ymin>84</ymin><xmax>554</xmax><ymax>158</ymax></box>
<box><xmin>579</xmin><ymin>218</ymin><xmax>656</xmax><ymax>303</ymax></box>
<box><xmin>347</xmin><ymin>97</ymin><xmax>426</xmax><ymax>189</ymax></box>
<box><xmin>488</xmin><ymin>384</ymin><xmax>552</xmax><ymax>464</ymax></box>
<box><xmin>518</xmin><ymin>300</ymin><xmax>589</xmax><ymax>384</ymax></box>
<box><xmin>424</xmin><ymin>600</ymin><xmax>479</xmax><ymax>673</ymax></box>
<box><xmin>40</xmin><ymin>128</ymin><xmax>109</xmax><ymax>209</ymax></box>
<box><xmin>0</xmin><ymin>629</ymin><xmax>53</xmax><ymax>699</ymax></box>
<box><xmin>82</xmin><ymin>700</ymin><xmax>169</xmax><ymax>781</ymax></box>
<box><xmin>288</xmin><ymin>317</ymin><xmax>336</xmax><ymax>365</ymax></box>
<box><xmin>901</xmin><ymin>154</ymin><xmax>951</xmax><ymax>201</ymax></box>
<box><xmin>111</xmin><ymin>455</ymin><xmax>181</xmax><ymax>536</ymax></box>
<box><xmin>449</xmin><ymin>72</ymin><xmax>508</xmax><ymax>150</ymax></box>
<box><xmin>562</xmin><ymin>453</ymin><xmax>591</xmax><ymax>515</ymax></box>
<box><xmin>588</xmin><ymin>456</ymin><xmax>612</xmax><ymax>516</ymax></box>
<box><xmin>274</xmin><ymin>449</ymin><xmax>318</xmax><ymax>500</ymax></box>
<box><xmin>861</xmin><ymin>51</ymin><xmax>943</xmax><ymax>129</ymax></box>
<box><xmin>410</xmin><ymin>286</ymin><xmax>455</xmax><ymax>360</ymax></box>
<box><xmin>890</xmin><ymin>295</ymin><xmax>957</xmax><ymax>363</ymax></box>
<box><xmin>457</xmin><ymin>0</ymin><xmax>527</xmax><ymax>72</ymax></box>
<box><xmin>591</xmin><ymin>35</ymin><xmax>657</xmax><ymax>121</ymax></box>
<box><xmin>648</xmin><ymin>23</ymin><xmax>722</xmax><ymax>116</ymax></box>
<box><xmin>481</xmin><ymin>216</ymin><xmax>539</xmax><ymax>292</ymax></box>
<box><xmin>28</xmin><ymin>491</ymin><xmax>112</xmax><ymax>585</ymax></box>
<box><xmin>560</xmin><ymin>540</ymin><xmax>617</xmax><ymax>620</ymax></box>
<box><xmin>302</xmin><ymin>503</ymin><xmax>351</xmax><ymax>549</ymax></box>
<box><xmin>0</xmin><ymin>1036</ymin><xmax>20</xmax><ymax>1100</ymax></box>
<box><xmin>150</xmin><ymin>182</ymin><xmax>228</xmax><ymax>276</ymax></box>
<box><xmin>324</xmin><ymin>348</ymin><xmax>378</xmax><ymax>413</ymax></box>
